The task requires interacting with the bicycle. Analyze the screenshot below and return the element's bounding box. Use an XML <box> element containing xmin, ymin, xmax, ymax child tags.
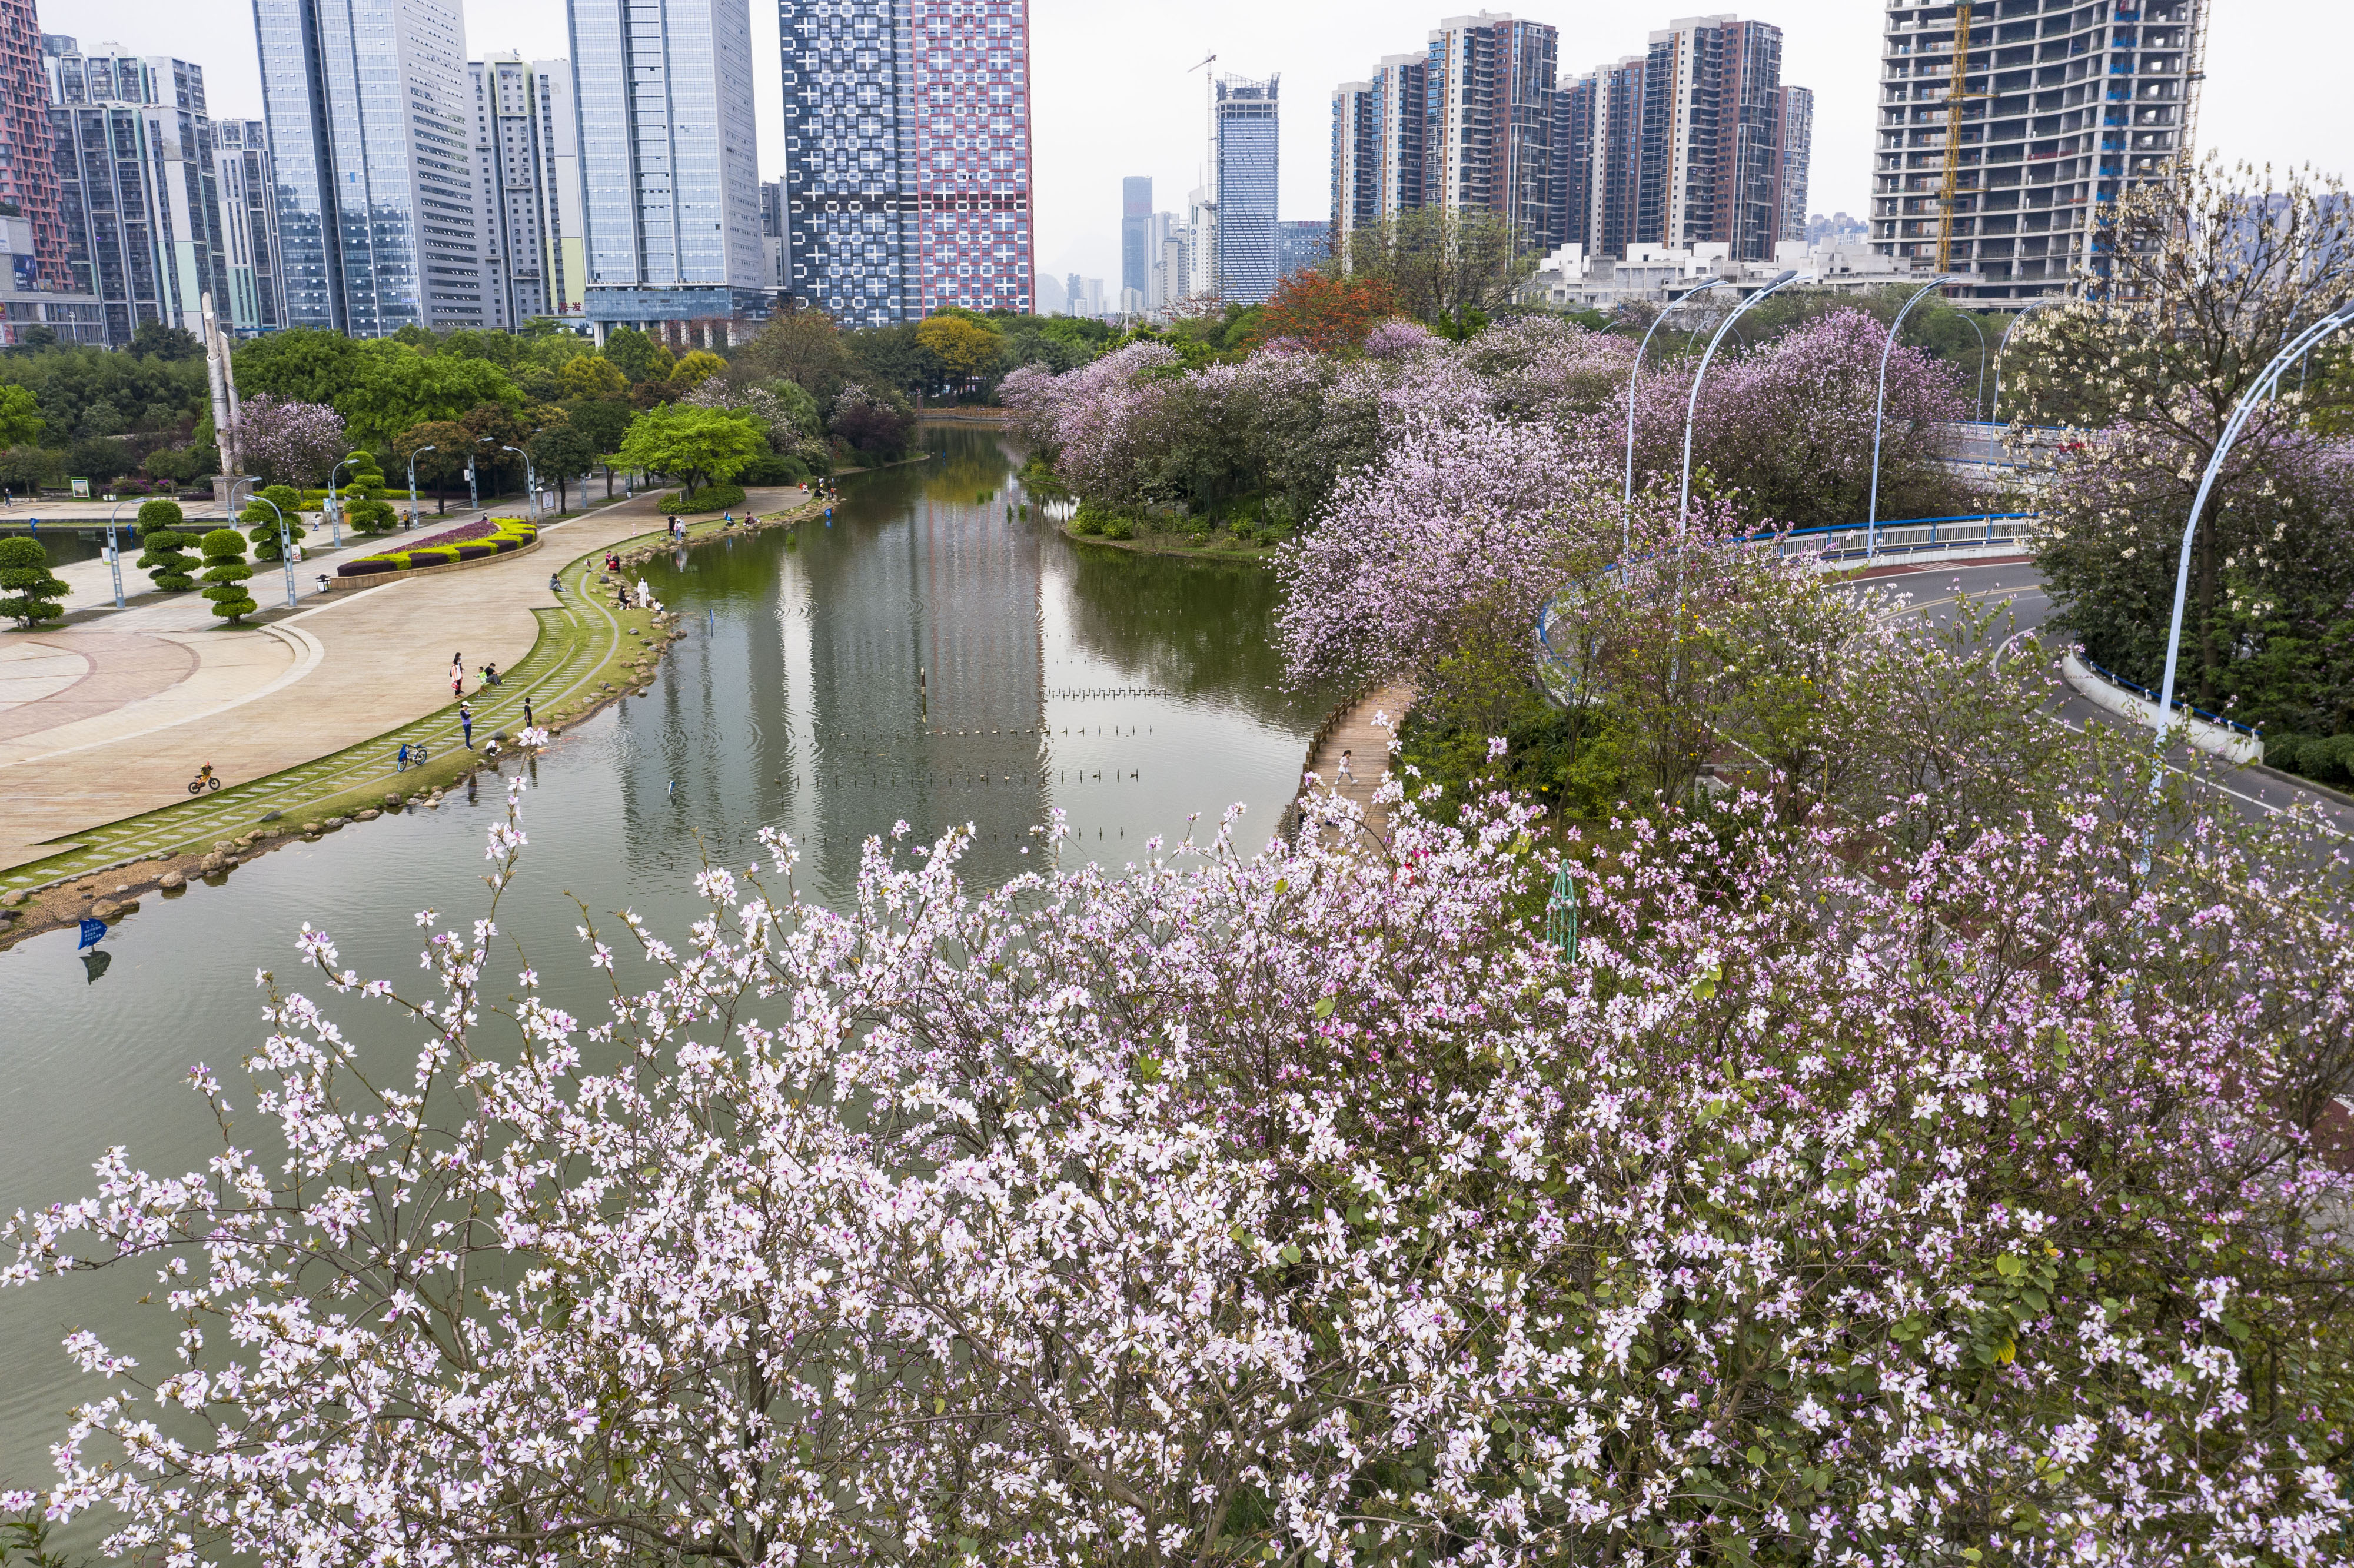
<box><xmin>396</xmin><ymin>741</ymin><xmax>431</xmax><ymax>772</ymax></box>
<box><xmin>187</xmin><ymin>764</ymin><xmax>221</xmax><ymax>795</ymax></box>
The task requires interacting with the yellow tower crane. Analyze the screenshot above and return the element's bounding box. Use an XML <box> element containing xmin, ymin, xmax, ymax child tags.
<box><xmin>1934</xmin><ymin>1</ymin><xmax>1985</xmax><ymax>274</ymax></box>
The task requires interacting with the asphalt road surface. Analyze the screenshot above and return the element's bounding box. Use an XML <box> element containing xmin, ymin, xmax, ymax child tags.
<box><xmin>1864</xmin><ymin>557</ymin><xmax>2354</xmax><ymax>842</ymax></box>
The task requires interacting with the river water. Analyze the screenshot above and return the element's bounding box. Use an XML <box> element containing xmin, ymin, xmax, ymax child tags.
<box><xmin>0</xmin><ymin>424</ymin><xmax>1335</xmax><ymax>1497</ymax></box>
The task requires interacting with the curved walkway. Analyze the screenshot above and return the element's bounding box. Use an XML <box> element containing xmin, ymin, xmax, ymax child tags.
<box><xmin>0</xmin><ymin>487</ymin><xmax>820</xmax><ymax>887</ymax></box>
<box><xmin>1298</xmin><ymin>682</ymin><xmax>1417</xmax><ymax>846</ymax></box>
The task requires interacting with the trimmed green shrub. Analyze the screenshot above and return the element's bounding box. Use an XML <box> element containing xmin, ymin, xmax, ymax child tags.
<box><xmin>667</xmin><ymin>481</ymin><xmax>747</xmax><ymax>514</ymax></box>
<box><xmin>242</xmin><ymin>484</ymin><xmax>306</xmax><ymax>562</ymax></box>
<box><xmin>200</xmin><ymin>528</ymin><xmax>256</xmax><ymax>625</ymax></box>
<box><xmin>347</xmin><ymin>497</ymin><xmax>399</xmax><ymax>533</ymax></box>
<box><xmin>135</xmin><ymin>498</ymin><xmax>197</xmax><ymax>592</ymax></box>
<box><xmin>0</xmin><ymin>535</ymin><xmax>68</xmax><ymax>627</ymax></box>
<box><xmin>1100</xmin><ymin>517</ymin><xmax>1136</xmax><ymax>541</ymax></box>
<box><xmin>736</xmin><ymin>454</ymin><xmax>806</xmax><ymax>487</ymax></box>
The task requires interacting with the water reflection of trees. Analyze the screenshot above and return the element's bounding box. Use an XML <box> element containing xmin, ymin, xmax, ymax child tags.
<box><xmin>1055</xmin><ymin>544</ymin><xmax>1339</xmax><ymax>727</ymax></box>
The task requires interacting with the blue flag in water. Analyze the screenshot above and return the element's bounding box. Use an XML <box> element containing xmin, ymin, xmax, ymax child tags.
<box><xmin>78</xmin><ymin>917</ymin><xmax>105</xmax><ymax>950</ymax></box>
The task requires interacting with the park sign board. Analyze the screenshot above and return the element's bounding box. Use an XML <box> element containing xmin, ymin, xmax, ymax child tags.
<box><xmin>70</xmin><ymin>477</ymin><xmax>89</xmax><ymax>498</ymax></box>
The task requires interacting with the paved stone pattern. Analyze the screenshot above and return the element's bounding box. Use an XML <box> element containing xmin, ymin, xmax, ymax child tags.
<box><xmin>0</xmin><ymin>490</ymin><xmax>813</xmax><ymax>888</ymax></box>
<box><xmin>0</xmin><ymin>631</ymin><xmax>197</xmax><ymax>742</ymax></box>
<box><xmin>1306</xmin><ymin>683</ymin><xmax>1417</xmax><ymax>846</ymax></box>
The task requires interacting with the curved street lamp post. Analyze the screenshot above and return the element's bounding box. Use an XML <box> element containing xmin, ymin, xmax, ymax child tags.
<box><xmin>1866</xmin><ymin>275</ymin><xmax>1961</xmax><ymax>562</ymax></box>
<box><xmin>1672</xmin><ymin>271</ymin><xmax>1802</xmax><ymax>677</ymax></box>
<box><xmin>1990</xmin><ymin>294</ymin><xmax>2064</xmax><ymax>429</ymax></box>
<box><xmin>500</xmin><ymin>444</ymin><xmax>540</xmax><ymax>521</ymax></box>
<box><xmin>230</xmin><ymin>475</ymin><xmax>298</xmax><ymax>609</ymax></box>
<box><xmin>324</xmin><ymin>451</ymin><xmax>373</xmax><ymax>547</ymax></box>
<box><xmin>2152</xmin><ymin>299</ymin><xmax>2354</xmax><ymax>760</ymax></box>
<box><xmin>1623</xmin><ymin>278</ymin><xmax>1730</xmax><ymax>562</ymax></box>
<box><xmin>406</xmin><ymin>445</ymin><xmax>437</xmax><ymax>529</ymax></box>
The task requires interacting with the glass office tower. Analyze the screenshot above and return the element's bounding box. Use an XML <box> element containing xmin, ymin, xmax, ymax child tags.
<box><xmin>780</xmin><ymin>0</ymin><xmax>1033</xmax><ymax>325</ymax></box>
<box><xmin>1213</xmin><ymin>74</ymin><xmax>1278</xmax><ymax>305</ymax></box>
<box><xmin>253</xmin><ymin>0</ymin><xmax>488</xmax><ymax>334</ymax></box>
<box><xmin>570</xmin><ymin>0</ymin><xmax>767</xmax><ymax>335</ymax></box>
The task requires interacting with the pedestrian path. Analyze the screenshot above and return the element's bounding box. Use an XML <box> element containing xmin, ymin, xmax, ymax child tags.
<box><xmin>1299</xmin><ymin>682</ymin><xmax>1417</xmax><ymax>847</ymax></box>
<box><xmin>0</xmin><ymin>488</ymin><xmax>819</xmax><ymax>889</ymax></box>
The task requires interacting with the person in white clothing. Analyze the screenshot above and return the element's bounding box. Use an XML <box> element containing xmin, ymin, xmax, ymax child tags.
<box><xmin>1336</xmin><ymin>748</ymin><xmax>1355</xmax><ymax>785</ymax></box>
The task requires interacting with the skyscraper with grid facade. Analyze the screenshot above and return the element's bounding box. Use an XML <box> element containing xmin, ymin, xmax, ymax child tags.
<box><xmin>254</xmin><ymin>0</ymin><xmax>488</xmax><ymax>334</ymax></box>
<box><xmin>1213</xmin><ymin>73</ymin><xmax>1279</xmax><ymax>305</ymax></box>
<box><xmin>570</xmin><ymin>0</ymin><xmax>766</xmax><ymax>338</ymax></box>
<box><xmin>1870</xmin><ymin>0</ymin><xmax>2206</xmax><ymax>300</ymax></box>
<box><xmin>779</xmin><ymin>0</ymin><xmax>1034</xmax><ymax>324</ymax></box>
<box><xmin>41</xmin><ymin>38</ymin><xmax>233</xmax><ymax>346</ymax></box>
<box><xmin>0</xmin><ymin>0</ymin><xmax>69</xmax><ymax>291</ymax></box>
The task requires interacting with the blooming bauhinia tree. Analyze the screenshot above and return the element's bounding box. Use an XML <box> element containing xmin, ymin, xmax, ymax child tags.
<box><xmin>236</xmin><ymin>394</ymin><xmax>350</xmax><ymax>491</ymax></box>
<box><xmin>4</xmin><ymin>740</ymin><xmax>2351</xmax><ymax>1564</ymax></box>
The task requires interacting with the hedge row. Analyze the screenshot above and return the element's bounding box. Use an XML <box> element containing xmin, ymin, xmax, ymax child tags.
<box><xmin>341</xmin><ymin>520</ymin><xmax>537</xmax><ymax>577</ymax></box>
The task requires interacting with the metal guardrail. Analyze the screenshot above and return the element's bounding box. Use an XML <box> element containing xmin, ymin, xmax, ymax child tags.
<box><xmin>2077</xmin><ymin>651</ymin><xmax>2263</xmax><ymax>739</ymax></box>
<box><xmin>1533</xmin><ymin>513</ymin><xmax>2037</xmax><ymax>675</ymax></box>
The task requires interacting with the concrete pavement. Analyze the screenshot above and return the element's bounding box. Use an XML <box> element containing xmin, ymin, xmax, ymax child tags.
<box><xmin>0</xmin><ymin>486</ymin><xmax>817</xmax><ymax>875</ymax></box>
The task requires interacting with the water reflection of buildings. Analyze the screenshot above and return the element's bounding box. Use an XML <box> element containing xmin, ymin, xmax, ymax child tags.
<box><xmin>619</xmin><ymin>449</ymin><xmax>1046</xmax><ymax>893</ymax></box>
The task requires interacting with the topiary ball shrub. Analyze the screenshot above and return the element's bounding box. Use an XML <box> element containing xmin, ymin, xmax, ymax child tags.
<box><xmin>135</xmin><ymin>500</ymin><xmax>198</xmax><ymax>594</ymax></box>
<box><xmin>199</xmin><ymin>528</ymin><xmax>257</xmax><ymax>625</ymax></box>
<box><xmin>0</xmin><ymin>535</ymin><xmax>68</xmax><ymax>628</ymax></box>
<box><xmin>347</xmin><ymin>498</ymin><xmax>399</xmax><ymax>534</ymax></box>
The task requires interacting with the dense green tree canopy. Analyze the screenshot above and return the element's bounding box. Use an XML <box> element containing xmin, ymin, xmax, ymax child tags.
<box><xmin>616</xmin><ymin>403</ymin><xmax>766</xmax><ymax>494</ymax></box>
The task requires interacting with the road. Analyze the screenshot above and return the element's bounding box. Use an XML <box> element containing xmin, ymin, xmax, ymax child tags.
<box><xmin>1864</xmin><ymin>557</ymin><xmax>2354</xmax><ymax>840</ymax></box>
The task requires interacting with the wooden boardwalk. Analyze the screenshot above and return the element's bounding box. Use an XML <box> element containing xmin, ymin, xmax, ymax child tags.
<box><xmin>1298</xmin><ymin>682</ymin><xmax>1417</xmax><ymax>846</ymax></box>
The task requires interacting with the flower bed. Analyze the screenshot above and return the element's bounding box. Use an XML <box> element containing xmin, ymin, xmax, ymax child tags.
<box><xmin>340</xmin><ymin>518</ymin><xmax>536</xmax><ymax>577</ymax></box>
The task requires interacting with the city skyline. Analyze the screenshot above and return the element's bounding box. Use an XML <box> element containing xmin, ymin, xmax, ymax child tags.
<box><xmin>22</xmin><ymin>0</ymin><xmax>2353</xmax><ymax>295</ymax></box>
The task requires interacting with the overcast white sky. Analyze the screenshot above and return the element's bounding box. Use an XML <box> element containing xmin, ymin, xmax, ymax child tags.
<box><xmin>37</xmin><ymin>0</ymin><xmax>2352</xmax><ymax>289</ymax></box>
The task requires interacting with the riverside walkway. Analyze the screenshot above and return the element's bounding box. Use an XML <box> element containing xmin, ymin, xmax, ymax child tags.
<box><xmin>1299</xmin><ymin>683</ymin><xmax>1417</xmax><ymax>847</ymax></box>
<box><xmin>0</xmin><ymin>487</ymin><xmax>817</xmax><ymax>890</ymax></box>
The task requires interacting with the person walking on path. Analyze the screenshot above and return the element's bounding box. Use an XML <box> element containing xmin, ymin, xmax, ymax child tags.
<box><xmin>460</xmin><ymin>703</ymin><xmax>474</xmax><ymax>751</ymax></box>
<box><xmin>1336</xmin><ymin>749</ymin><xmax>1355</xmax><ymax>787</ymax></box>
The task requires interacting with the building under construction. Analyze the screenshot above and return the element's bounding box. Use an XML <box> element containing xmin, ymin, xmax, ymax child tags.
<box><xmin>1870</xmin><ymin>0</ymin><xmax>2206</xmax><ymax>301</ymax></box>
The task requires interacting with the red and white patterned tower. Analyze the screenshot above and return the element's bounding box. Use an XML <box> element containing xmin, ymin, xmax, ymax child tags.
<box><xmin>909</xmin><ymin>0</ymin><xmax>1033</xmax><ymax>315</ymax></box>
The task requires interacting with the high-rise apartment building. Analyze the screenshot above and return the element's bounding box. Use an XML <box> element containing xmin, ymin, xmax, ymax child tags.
<box><xmin>42</xmin><ymin>38</ymin><xmax>233</xmax><ymax>345</ymax></box>
<box><xmin>779</xmin><ymin>0</ymin><xmax>1035</xmax><ymax>325</ymax></box>
<box><xmin>1871</xmin><ymin>0</ymin><xmax>2205</xmax><ymax>299</ymax></box>
<box><xmin>470</xmin><ymin>55</ymin><xmax>581</xmax><ymax>329</ymax></box>
<box><xmin>1637</xmin><ymin>15</ymin><xmax>1786</xmax><ymax>259</ymax></box>
<box><xmin>1428</xmin><ymin>13</ymin><xmax>1560</xmax><ymax>249</ymax></box>
<box><xmin>1776</xmin><ymin>85</ymin><xmax>1813</xmax><ymax>247</ymax></box>
<box><xmin>1333</xmin><ymin>10</ymin><xmax>1811</xmax><ymax>268</ymax></box>
<box><xmin>1331</xmin><ymin>51</ymin><xmax>1431</xmax><ymax>266</ymax></box>
<box><xmin>571</xmin><ymin>0</ymin><xmax>764</xmax><ymax>338</ymax></box>
<box><xmin>1121</xmin><ymin>176</ymin><xmax>1151</xmax><ymax>299</ymax></box>
<box><xmin>254</xmin><ymin>0</ymin><xmax>487</xmax><ymax>334</ymax></box>
<box><xmin>0</xmin><ymin>0</ymin><xmax>70</xmax><ymax>291</ymax></box>
<box><xmin>213</xmin><ymin>121</ymin><xmax>287</xmax><ymax>334</ymax></box>
<box><xmin>1213</xmin><ymin>73</ymin><xmax>1279</xmax><ymax>305</ymax></box>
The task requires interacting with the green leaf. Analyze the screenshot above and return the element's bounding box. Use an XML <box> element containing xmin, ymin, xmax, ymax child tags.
<box><xmin>1311</xmin><ymin>996</ymin><xmax>1336</xmax><ymax>1019</ymax></box>
<box><xmin>1281</xmin><ymin>1243</ymin><xmax>1303</xmax><ymax>1264</ymax></box>
<box><xmin>1745</xmin><ymin>1445</ymin><xmax>1767</xmax><ymax>1466</ymax></box>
